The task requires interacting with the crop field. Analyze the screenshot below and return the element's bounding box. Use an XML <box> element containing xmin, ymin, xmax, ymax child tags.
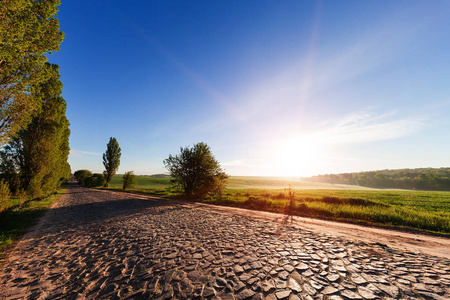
<box><xmin>105</xmin><ymin>175</ymin><xmax>450</xmax><ymax>235</ymax></box>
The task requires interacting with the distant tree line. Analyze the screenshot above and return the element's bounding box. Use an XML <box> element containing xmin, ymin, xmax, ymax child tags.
<box><xmin>75</xmin><ymin>141</ymin><xmax>229</xmax><ymax>197</ymax></box>
<box><xmin>73</xmin><ymin>170</ymin><xmax>136</xmax><ymax>191</ymax></box>
<box><xmin>306</xmin><ymin>168</ymin><xmax>450</xmax><ymax>191</ymax></box>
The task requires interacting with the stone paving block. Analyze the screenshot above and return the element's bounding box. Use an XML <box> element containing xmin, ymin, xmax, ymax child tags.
<box><xmin>0</xmin><ymin>184</ymin><xmax>449</xmax><ymax>300</ymax></box>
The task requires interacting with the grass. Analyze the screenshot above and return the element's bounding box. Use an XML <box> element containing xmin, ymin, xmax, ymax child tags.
<box><xmin>103</xmin><ymin>175</ymin><xmax>450</xmax><ymax>235</ymax></box>
<box><xmin>212</xmin><ymin>189</ymin><xmax>450</xmax><ymax>235</ymax></box>
<box><xmin>226</xmin><ymin>176</ymin><xmax>380</xmax><ymax>190</ymax></box>
<box><xmin>106</xmin><ymin>175</ymin><xmax>173</xmax><ymax>197</ymax></box>
<box><xmin>0</xmin><ymin>189</ymin><xmax>65</xmax><ymax>257</ymax></box>
<box><xmin>108</xmin><ymin>174</ymin><xmax>385</xmax><ymax>190</ymax></box>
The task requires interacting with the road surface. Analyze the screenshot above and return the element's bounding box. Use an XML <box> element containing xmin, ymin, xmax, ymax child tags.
<box><xmin>1</xmin><ymin>182</ymin><xmax>449</xmax><ymax>299</ymax></box>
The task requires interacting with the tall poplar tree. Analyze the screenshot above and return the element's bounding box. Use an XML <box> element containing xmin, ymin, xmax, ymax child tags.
<box><xmin>0</xmin><ymin>0</ymin><xmax>64</xmax><ymax>144</ymax></box>
<box><xmin>103</xmin><ymin>138</ymin><xmax>121</xmax><ymax>187</ymax></box>
<box><xmin>0</xmin><ymin>63</ymin><xmax>70</xmax><ymax>197</ymax></box>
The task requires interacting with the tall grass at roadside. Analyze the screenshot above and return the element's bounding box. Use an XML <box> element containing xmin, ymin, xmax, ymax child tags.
<box><xmin>0</xmin><ymin>189</ymin><xmax>65</xmax><ymax>256</ymax></box>
<box><xmin>208</xmin><ymin>190</ymin><xmax>450</xmax><ymax>234</ymax></box>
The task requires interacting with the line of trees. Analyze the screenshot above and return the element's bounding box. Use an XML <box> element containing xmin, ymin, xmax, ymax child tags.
<box><xmin>1</xmin><ymin>0</ymin><xmax>64</xmax><ymax>144</ymax></box>
<box><xmin>0</xmin><ymin>63</ymin><xmax>70</xmax><ymax>198</ymax></box>
<box><xmin>306</xmin><ymin>168</ymin><xmax>450</xmax><ymax>191</ymax></box>
<box><xmin>75</xmin><ymin>141</ymin><xmax>229</xmax><ymax>197</ymax></box>
<box><xmin>0</xmin><ymin>1</ymin><xmax>69</xmax><ymax>201</ymax></box>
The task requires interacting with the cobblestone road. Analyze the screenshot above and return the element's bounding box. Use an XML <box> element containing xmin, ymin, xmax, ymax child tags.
<box><xmin>1</xmin><ymin>183</ymin><xmax>449</xmax><ymax>299</ymax></box>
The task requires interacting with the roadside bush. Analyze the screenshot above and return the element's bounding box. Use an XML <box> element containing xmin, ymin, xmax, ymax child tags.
<box><xmin>261</xmin><ymin>192</ymin><xmax>271</xmax><ymax>198</ymax></box>
<box><xmin>83</xmin><ymin>176</ymin><xmax>95</xmax><ymax>187</ymax></box>
<box><xmin>243</xmin><ymin>197</ymin><xmax>272</xmax><ymax>210</ymax></box>
<box><xmin>273</xmin><ymin>192</ymin><xmax>288</xmax><ymax>200</ymax></box>
<box><xmin>74</xmin><ymin>170</ymin><xmax>93</xmax><ymax>185</ymax></box>
<box><xmin>91</xmin><ymin>173</ymin><xmax>106</xmax><ymax>187</ymax></box>
<box><xmin>83</xmin><ymin>173</ymin><xmax>106</xmax><ymax>188</ymax></box>
<box><xmin>17</xmin><ymin>189</ymin><xmax>27</xmax><ymax>207</ymax></box>
<box><xmin>122</xmin><ymin>171</ymin><xmax>136</xmax><ymax>190</ymax></box>
<box><xmin>0</xmin><ymin>180</ymin><xmax>11</xmax><ymax>212</ymax></box>
<box><xmin>92</xmin><ymin>173</ymin><xmax>106</xmax><ymax>187</ymax></box>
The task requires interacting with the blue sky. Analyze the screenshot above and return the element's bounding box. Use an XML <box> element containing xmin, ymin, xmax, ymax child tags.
<box><xmin>51</xmin><ymin>0</ymin><xmax>450</xmax><ymax>177</ymax></box>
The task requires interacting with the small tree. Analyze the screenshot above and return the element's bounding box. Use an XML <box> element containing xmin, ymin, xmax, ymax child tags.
<box><xmin>122</xmin><ymin>171</ymin><xmax>136</xmax><ymax>190</ymax></box>
<box><xmin>103</xmin><ymin>137</ymin><xmax>121</xmax><ymax>187</ymax></box>
<box><xmin>163</xmin><ymin>142</ymin><xmax>228</xmax><ymax>197</ymax></box>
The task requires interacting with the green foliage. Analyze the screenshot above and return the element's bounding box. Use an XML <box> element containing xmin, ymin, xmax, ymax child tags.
<box><xmin>164</xmin><ymin>142</ymin><xmax>228</xmax><ymax>197</ymax></box>
<box><xmin>16</xmin><ymin>64</ymin><xmax>69</xmax><ymax>198</ymax></box>
<box><xmin>122</xmin><ymin>171</ymin><xmax>136</xmax><ymax>190</ymax></box>
<box><xmin>74</xmin><ymin>169</ymin><xmax>93</xmax><ymax>185</ymax></box>
<box><xmin>0</xmin><ymin>180</ymin><xmax>11</xmax><ymax>213</ymax></box>
<box><xmin>0</xmin><ymin>63</ymin><xmax>70</xmax><ymax>198</ymax></box>
<box><xmin>16</xmin><ymin>189</ymin><xmax>27</xmax><ymax>208</ymax></box>
<box><xmin>92</xmin><ymin>173</ymin><xmax>106</xmax><ymax>187</ymax></box>
<box><xmin>0</xmin><ymin>0</ymin><xmax>64</xmax><ymax>144</ymax></box>
<box><xmin>82</xmin><ymin>177</ymin><xmax>94</xmax><ymax>187</ymax></box>
<box><xmin>73</xmin><ymin>171</ymin><xmax>105</xmax><ymax>187</ymax></box>
<box><xmin>308</xmin><ymin>168</ymin><xmax>450</xmax><ymax>191</ymax></box>
<box><xmin>103</xmin><ymin>137</ymin><xmax>121</xmax><ymax>187</ymax></box>
<box><xmin>0</xmin><ymin>141</ymin><xmax>21</xmax><ymax>193</ymax></box>
<box><xmin>83</xmin><ymin>173</ymin><xmax>106</xmax><ymax>188</ymax></box>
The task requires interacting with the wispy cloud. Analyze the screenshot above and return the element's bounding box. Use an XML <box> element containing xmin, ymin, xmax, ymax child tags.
<box><xmin>307</xmin><ymin>110</ymin><xmax>427</xmax><ymax>145</ymax></box>
<box><xmin>69</xmin><ymin>150</ymin><xmax>100</xmax><ymax>158</ymax></box>
<box><xmin>194</xmin><ymin>3</ymin><xmax>448</xmax><ymax>137</ymax></box>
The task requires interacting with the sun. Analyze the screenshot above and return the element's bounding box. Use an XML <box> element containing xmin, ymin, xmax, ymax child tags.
<box><xmin>271</xmin><ymin>136</ymin><xmax>323</xmax><ymax>177</ymax></box>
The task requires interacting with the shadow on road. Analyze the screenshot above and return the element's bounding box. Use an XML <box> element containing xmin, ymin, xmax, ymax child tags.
<box><xmin>20</xmin><ymin>181</ymin><xmax>182</xmax><ymax>239</ymax></box>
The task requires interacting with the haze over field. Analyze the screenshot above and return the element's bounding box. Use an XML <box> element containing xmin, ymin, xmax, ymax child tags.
<box><xmin>55</xmin><ymin>1</ymin><xmax>450</xmax><ymax>177</ymax></box>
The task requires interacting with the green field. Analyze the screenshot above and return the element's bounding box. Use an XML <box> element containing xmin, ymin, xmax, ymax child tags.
<box><xmin>108</xmin><ymin>175</ymin><xmax>380</xmax><ymax>190</ymax></box>
<box><xmin>226</xmin><ymin>176</ymin><xmax>380</xmax><ymax>190</ymax></box>
<box><xmin>104</xmin><ymin>175</ymin><xmax>450</xmax><ymax>235</ymax></box>
<box><xmin>109</xmin><ymin>175</ymin><xmax>170</xmax><ymax>189</ymax></box>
